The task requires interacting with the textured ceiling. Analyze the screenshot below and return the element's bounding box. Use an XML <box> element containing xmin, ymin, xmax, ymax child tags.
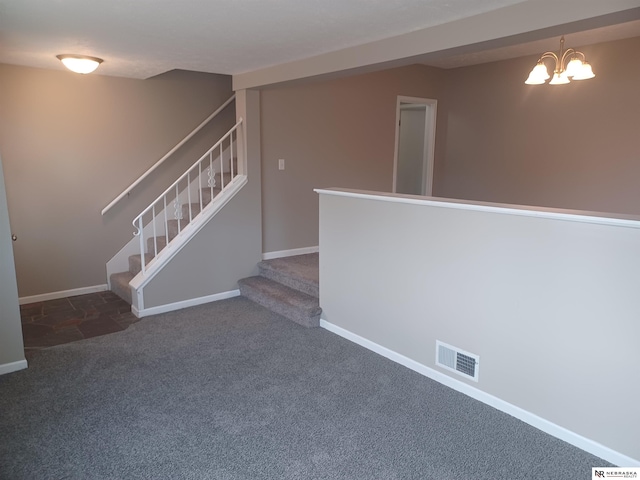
<box><xmin>0</xmin><ymin>0</ymin><xmax>526</xmax><ymax>79</ymax></box>
<box><xmin>422</xmin><ymin>18</ymin><xmax>640</xmax><ymax>69</ymax></box>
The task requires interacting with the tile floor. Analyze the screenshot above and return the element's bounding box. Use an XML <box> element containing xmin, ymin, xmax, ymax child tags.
<box><xmin>20</xmin><ymin>291</ymin><xmax>140</xmax><ymax>357</ymax></box>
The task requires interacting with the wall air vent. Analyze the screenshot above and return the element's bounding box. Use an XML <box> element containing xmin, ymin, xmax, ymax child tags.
<box><xmin>436</xmin><ymin>340</ymin><xmax>479</xmax><ymax>382</ymax></box>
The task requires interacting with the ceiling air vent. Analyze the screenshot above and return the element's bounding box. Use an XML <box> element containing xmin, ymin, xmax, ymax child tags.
<box><xmin>436</xmin><ymin>340</ymin><xmax>479</xmax><ymax>382</ymax></box>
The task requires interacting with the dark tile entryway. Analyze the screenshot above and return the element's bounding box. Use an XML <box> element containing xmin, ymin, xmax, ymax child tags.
<box><xmin>20</xmin><ymin>291</ymin><xmax>140</xmax><ymax>357</ymax></box>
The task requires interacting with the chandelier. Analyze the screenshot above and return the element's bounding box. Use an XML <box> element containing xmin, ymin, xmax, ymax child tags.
<box><xmin>525</xmin><ymin>36</ymin><xmax>595</xmax><ymax>85</ymax></box>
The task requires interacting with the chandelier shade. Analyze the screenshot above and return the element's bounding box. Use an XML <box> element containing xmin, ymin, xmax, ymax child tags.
<box><xmin>525</xmin><ymin>63</ymin><xmax>550</xmax><ymax>84</ymax></box>
<box><xmin>548</xmin><ymin>72</ymin><xmax>570</xmax><ymax>85</ymax></box>
<box><xmin>571</xmin><ymin>62</ymin><xmax>595</xmax><ymax>80</ymax></box>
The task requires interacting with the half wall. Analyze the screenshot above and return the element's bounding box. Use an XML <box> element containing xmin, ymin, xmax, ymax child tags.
<box><xmin>318</xmin><ymin>188</ymin><xmax>640</xmax><ymax>464</ymax></box>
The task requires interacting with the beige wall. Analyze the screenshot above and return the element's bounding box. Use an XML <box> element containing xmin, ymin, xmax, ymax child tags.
<box><xmin>260</xmin><ymin>64</ymin><xmax>446</xmax><ymax>253</ymax></box>
<box><xmin>439</xmin><ymin>36</ymin><xmax>640</xmax><ymax>214</ymax></box>
<box><xmin>260</xmin><ymin>36</ymin><xmax>640</xmax><ymax>254</ymax></box>
<box><xmin>0</xmin><ymin>65</ymin><xmax>234</xmax><ymax>297</ymax></box>
<box><xmin>3</xmin><ymin>36</ymin><xmax>638</xmax><ymax>297</ymax></box>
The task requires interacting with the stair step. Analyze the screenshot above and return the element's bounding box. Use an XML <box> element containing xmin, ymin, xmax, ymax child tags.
<box><xmin>110</xmin><ymin>271</ymin><xmax>134</xmax><ymax>305</ymax></box>
<box><xmin>128</xmin><ymin>253</ymin><xmax>154</xmax><ymax>276</ymax></box>
<box><xmin>218</xmin><ymin>171</ymin><xmax>233</xmax><ymax>187</ymax></box>
<box><xmin>198</xmin><ymin>173</ymin><xmax>232</xmax><ymax>195</ymax></box>
<box><xmin>180</xmin><ymin>201</ymin><xmax>210</xmax><ymax>220</ymax></box>
<box><xmin>181</xmin><ymin>186</ymin><xmax>220</xmax><ymax>218</ymax></box>
<box><xmin>167</xmin><ymin>218</ymin><xmax>190</xmax><ymax>238</ymax></box>
<box><xmin>199</xmin><ymin>186</ymin><xmax>221</xmax><ymax>206</ymax></box>
<box><xmin>238</xmin><ymin>276</ymin><xmax>321</xmax><ymax>328</ymax></box>
<box><xmin>143</xmin><ymin>217</ymin><xmax>189</xmax><ymax>255</ymax></box>
<box><xmin>147</xmin><ymin>236</ymin><xmax>168</xmax><ymax>256</ymax></box>
<box><xmin>258</xmin><ymin>253</ymin><xmax>319</xmax><ymax>298</ymax></box>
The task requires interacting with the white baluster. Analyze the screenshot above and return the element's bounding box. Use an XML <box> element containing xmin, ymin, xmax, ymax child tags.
<box><xmin>230</xmin><ymin>132</ymin><xmax>235</xmax><ymax>179</ymax></box>
<box><xmin>152</xmin><ymin>205</ymin><xmax>158</xmax><ymax>257</ymax></box>
<box><xmin>220</xmin><ymin>143</ymin><xmax>225</xmax><ymax>189</ymax></box>
<box><xmin>137</xmin><ymin>217</ymin><xmax>145</xmax><ymax>274</ymax></box>
<box><xmin>163</xmin><ymin>195</ymin><xmax>168</xmax><ymax>249</ymax></box>
<box><xmin>199</xmin><ymin>159</ymin><xmax>203</xmax><ymax>214</ymax></box>
<box><xmin>187</xmin><ymin>171</ymin><xmax>192</xmax><ymax>223</ymax></box>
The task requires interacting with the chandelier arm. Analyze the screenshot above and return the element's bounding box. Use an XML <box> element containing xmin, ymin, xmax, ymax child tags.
<box><xmin>560</xmin><ymin>47</ymin><xmax>587</xmax><ymax>71</ymax></box>
<box><xmin>538</xmin><ymin>51</ymin><xmax>560</xmax><ymax>72</ymax></box>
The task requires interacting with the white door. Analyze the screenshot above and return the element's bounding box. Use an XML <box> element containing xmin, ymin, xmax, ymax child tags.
<box><xmin>393</xmin><ymin>96</ymin><xmax>437</xmax><ymax>196</ymax></box>
<box><xmin>0</xmin><ymin>153</ymin><xmax>27</xmax><ymax>373</ymax></box>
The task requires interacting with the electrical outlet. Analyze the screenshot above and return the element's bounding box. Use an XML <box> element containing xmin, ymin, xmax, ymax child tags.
<box><xmin>278</xmin><ymin>158</ymin><xmax>285</xmax><ymax>170</ymax></box>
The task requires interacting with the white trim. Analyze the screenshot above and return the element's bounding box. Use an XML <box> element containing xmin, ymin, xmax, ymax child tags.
<box><xmin>262</xmin><ymin>246</ymin><xmax>319</xmax><ymax>260</ymax></box>
<box><xmin>314</xmin><ymin>188</ymin><xmax>640</xmax><ymax>230</ymax></box>
<box><xmin>132</xmin><ymin>289</ymin><xmax>240</xmax><ymax>318</ymax></box>
<box><xmin>0</xmin><ymin>359</ymin><xmax>28</xmax><ymax>376</ymax></box>
<box><xmin>19</xmin><ymin>284</ymin><xmax>108</xmax><ymax>305</ymax></box>
<box><xmin>320</xmin><ymin>319</ymin><xmax>640</xmax><ymax>467</ymax></box>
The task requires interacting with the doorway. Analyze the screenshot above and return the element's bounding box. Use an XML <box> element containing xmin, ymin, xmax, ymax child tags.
<box><xmin>393</xmin><ymin>96</ymin><xmax>437</xmax><ymax>196</ymax></box>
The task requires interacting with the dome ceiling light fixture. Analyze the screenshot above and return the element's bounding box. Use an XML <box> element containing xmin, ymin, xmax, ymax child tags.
<box><xmin>56</xmin><ymin>54</ymin><xmax>104</xmax><ymax>74</ymax></box>
<box><xmin>525</xmin><ymin>36</ymin><xmax>595</xmax><ymax>85</ymax></box>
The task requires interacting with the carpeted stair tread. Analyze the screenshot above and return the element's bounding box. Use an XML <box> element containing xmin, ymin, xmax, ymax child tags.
<box><xmin>238</xmin><ymin>276</ymin><xmax>321</xmax><ymax>328</ymax></box>
<box><xmin>110</xmin><ymin>271</ymin><xmax>134</xmax><ymax>304</ymax></box>
<box><xmin>147</xmin><ymin>236</ymin><xmax>168</xmax><ymax>255</ymax></box>
<box><xmin>175</xmin><ymin>184</ymin><xmax>223</xmax><ymax>219</ymax></box>
<box><xmin>258</xmin><ymin>253</ymin><xmax>319</xmax><ymax>298</ymax></box>
<box><xmin>167</xmin><ymin>218</ymin><xmax>190</xmax><ymax>238</ymax></box>
<box><xmin>182</xmin><ymin>203</ymin><xmax>205</xmax><ymax>219</ymax></box>
<box><xmin>129</xmin><ymin>253</ymin><xmax>155</xmax><ymax>276</ymax></box>
<box><xmin>147</xmin><ymin>217</ymin><xmax>194</xmax><ymax>255</ymax></box>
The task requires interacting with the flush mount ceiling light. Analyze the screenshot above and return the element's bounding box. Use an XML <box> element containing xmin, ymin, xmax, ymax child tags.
<box><xmin>525</xmin><ymin>36</ymin><xmax>595</xmax><ymax>85</ymax></box>
<box><xmin>56</xmin><ymin>54</ymin><xmax>103</xmax><ymax>74</ymax></box>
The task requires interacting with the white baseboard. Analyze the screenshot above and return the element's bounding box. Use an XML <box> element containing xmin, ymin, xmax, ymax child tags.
<box><xmin>133</xmin><ymin>289</ymin><xmax>240</xmax><ymax>318</ymax></box>
<box><xmin>320</xmin><ymin>319</ymin><xmax>639</xmax><ymax>467</ymax></box>
<box><xmin>0</xmin><ymin>359</ymin><xmax>28</xmax><ymax>376</ymax></box>
<box><xmin>262</xmin><ymin>246</ymin><xmax>319</xmax><ymax>260</ymax></box>
<box><xmin>19</xmin><ymin>284</ymin><xmax>108</xmax><ymax>305</ymax></box>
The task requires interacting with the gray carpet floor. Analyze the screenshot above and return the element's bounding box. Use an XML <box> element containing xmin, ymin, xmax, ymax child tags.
<box><xmin>0</xmin><ymin>296</ymin><xmax>609</xmax><ymax>479</ymax></box>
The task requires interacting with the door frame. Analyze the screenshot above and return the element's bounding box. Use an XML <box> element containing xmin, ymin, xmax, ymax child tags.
<box><xmin>392</xmin><ymin>96</ymin><xmax>438</xmax><ymax>196</ymax></box>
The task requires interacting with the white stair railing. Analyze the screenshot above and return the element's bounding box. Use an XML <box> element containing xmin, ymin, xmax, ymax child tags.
<box><xmin>133</xmin><ymin>118</ymin><xmax>244</xmax><ymax>275</ymax></box>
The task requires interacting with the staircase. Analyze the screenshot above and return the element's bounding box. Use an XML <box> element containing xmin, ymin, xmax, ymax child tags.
<box><xmin>105</xmin><ymin>113</ymin><xmax>245</xmax><ymax>316</ymax></box>
<box><xmin>238</xmin><ymin>253</ymin><xmax>321</xmax><ymax>328</ymax></box>
<box><xmin>110</xmin><ymin>183</ymin><xmax>227</xmax><ymax>304</ymax></box>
